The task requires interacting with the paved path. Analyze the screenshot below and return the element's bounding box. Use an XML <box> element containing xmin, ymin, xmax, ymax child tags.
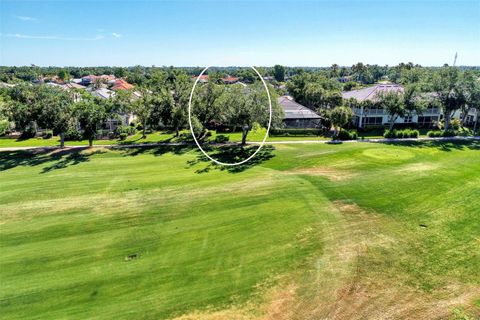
<box><xmin>0</xmin><ymin>136</ymin><xmax>479</xmax><ymax>152</ymax></box>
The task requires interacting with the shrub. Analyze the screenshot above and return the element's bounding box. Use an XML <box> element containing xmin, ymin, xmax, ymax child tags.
<box><xmin>427</xmin><ymin>130</ymin><xmax>442</xmax><ymax>137</ymax></box>
<box><xmin>43</xmin><ymin>130</ymin><xmax>53</xmax><ymax>139</ymax></box>
<box><xmin>384</xmin><ymin>129</ymin><xmax>419</xmax><ymax>139</ymax></box>
<box><xmin>383</xmin><ymin>129</ymin><xmax>396</xmax><ymax>138</ymax></box>
<box><xmin>115</xmin><ymin>125</ymin><xmax>135</xmax><ymax>136</ymax></box>
<box><xmin>450</xmin><ymin>119</ymin><xmax>461</xmax><ymax>130</ymax></box>
<box><xmin>403</xmin><ymin>129</ymin><xmax>419</xmax><ymax>138</ymax></box>
<box><xmin>64</xmin><ymin>128</ymin><xmax>83</xmax><ymax>141</ymax></box>
<box><xmin>136</xmin><ymin>123</ymin><xmax>143</xmax><ymax>131</ymax></box>
<box><xmin>214</xmin><ymin>134</ymin><xmax>229</xmax><ymax>143</ymax></box>
<box><xmin>456</xmin><ymin>127</ymin><xmax>473</xmax><ymax>136</ymax></box>
<box><xmin>20</xmin><ymin>127</ymin><xmax>36</xmax><ymax>139</ymax></box>
<box><xmin>0</xmin><ymin>119</ymin><xmax>9</xmax><ymax>136</ymax></box>
<box><xmin>119</xmin><ymin>132</ymin><xmax>128</xmax><ymax>141</ymax></box>
<box><xmin>335</xmin><ymin>129</ymin><xmax>357</xmax><ymax>141</ymax></box>
<box><xmin>442</xmin><ymin>130</ymin><xmax>456</xmax><ymax>137</ymax></box>
<box><xmin>349</xmin><ymin>130</ymin><xmax>358</xmax><ymax>140</ymax></box>
<box><xmin>269</xmin><ymin>128</ymin><xmax>322</xmax><ymax>136</ymax></box>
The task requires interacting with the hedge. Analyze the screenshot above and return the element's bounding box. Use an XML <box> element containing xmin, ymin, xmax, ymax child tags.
<box><xmin>383</xmin><ymin>129</ymin><xmax>419</xmax><ymax>139</ymax></box>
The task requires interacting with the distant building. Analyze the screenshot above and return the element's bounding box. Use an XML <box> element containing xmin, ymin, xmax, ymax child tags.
<box><xmin>62</xmin><ymin>82</ymin><xmax>86</xmax><ymax>90</ymax></box>
<box><xmin>111</xmin><ymin>79</ymin><xmax>134</xmax><ymax>91</ymax></box>
<box><xmin>342</xmin><ymin>84</ymin><xmax>444</xmax><ymax>128</ymax></box>
<box><xmin>81</xmin><ymin>75</ymin><xmax>98</xmax><ymax>86</ymax></box>
<box><xmin>222</xmin><ymin>76</ymin><xmax>239</xmax><ymax>84</ymax></box>
<box><xmin>278</xmin><ymin>95</ymin><xmax>322</xmax><ymax>128</ymax></box>
<box><xmin>90</xmin><ymin>88</ymin><xmax>115</xmax><ymax>99</ymax></box>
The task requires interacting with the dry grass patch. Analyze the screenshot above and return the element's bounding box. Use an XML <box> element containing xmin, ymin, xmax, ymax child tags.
<box><xmin>286</xmin><ymin>167</ymin><xmax>358</xmax><ymax>182</ymax></box>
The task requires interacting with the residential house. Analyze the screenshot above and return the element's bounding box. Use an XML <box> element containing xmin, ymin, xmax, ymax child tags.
<box><xmin>62</xmin><ymin>82</ymin><xmax>86</xmax><ymax>90</ymax></box>
<box><xmin>90</xmin><ymin>87</ymin><xmax>115</xmax><ymax>99</ymax></box>
<box><xmin>222</xmin><ymin>76</ymin><xmax>239</xmax><ymax>84</ymax></box>
<box><xmin>111</xmin><ymin>79</ymin><xmax>134</xmax><ymax>91</ymax></box>
<box><xmin>342</xmin><ymin>84</ymin><xmax>446</xmax><ymax>128</ymax></box>
<box><xmin>278</xmin><ymin>95</ymin><xmax>322</xmax><ymax>128</ymax></box>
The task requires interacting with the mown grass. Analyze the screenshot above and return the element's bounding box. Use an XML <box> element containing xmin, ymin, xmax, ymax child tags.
<box><xmin>0</xmin><ymin>141</ymin><xmax>479</xmax><ymax>319</ymax></box>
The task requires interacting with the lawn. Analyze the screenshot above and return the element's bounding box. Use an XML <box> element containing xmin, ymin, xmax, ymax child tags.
<box><xmin>0</xmin><ymin>141</ymin><xmax>479</xmax><ymax>319</ymax></box>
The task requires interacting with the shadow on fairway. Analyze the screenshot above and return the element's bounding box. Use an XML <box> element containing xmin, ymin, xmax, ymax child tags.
<box><xmin>0</xmin><ymin>148</ymin><xmax>104</xmax><ymax>173</ymax></box>
<box><xmin>187</xmin><ymin>144</ymin><xmax>276</xmax><ymax>174</ymax></box>
<box><xmin>116</xmin><ymin>144</ymin><xmax>193</xmax><ymax>157</ymax></box>
<box><xmin>379</xmin><ymin>139</ymin><xmax>480</xmax><ymax>152</ymax></box>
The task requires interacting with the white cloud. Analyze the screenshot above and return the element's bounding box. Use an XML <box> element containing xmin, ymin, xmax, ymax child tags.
<box><xmin>112</xmin><ymin>33</ymin><xmax>122</xmax><ymax>38</ymax></box>
<box><xmin>15</xmin><ymin>15</ymin><xmax>37</xmax><ymax>21</ymax></box>
<box><xmin>5</xmin><ymin>33</ymin><xmax>104</xmax><ymax>41</ymax></box>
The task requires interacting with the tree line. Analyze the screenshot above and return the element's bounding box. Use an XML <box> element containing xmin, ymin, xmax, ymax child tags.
<box><xmin>285</xmin><ymin>66</ymin><xmax>480</xmax><ymax>133</ymax></box>
<box><xmin>0</xmin><ymin>68</ymin><xmax>284</xmax><ymax>146</ymax></box>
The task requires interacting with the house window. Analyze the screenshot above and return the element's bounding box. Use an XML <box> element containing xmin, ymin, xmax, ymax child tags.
<box><xmin>404</xmin><ymin>116</ymin><xmax>413</xmax><ymax>123</ymax></box>
<box><xmin>364</xmin><ymin>117</ymin><xmax>383</xmax><ymax>125</ymax></box>
<box><xmin>418</xmin><ymin>116</ymin><xmax>439</xmax><ymax>125</ymax></box>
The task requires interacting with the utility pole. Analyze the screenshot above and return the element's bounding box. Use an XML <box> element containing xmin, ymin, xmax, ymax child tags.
<box><xmin>453</xmin><ymin>52</ymin><xmax>458</xmax><ymax>67</ymax></box>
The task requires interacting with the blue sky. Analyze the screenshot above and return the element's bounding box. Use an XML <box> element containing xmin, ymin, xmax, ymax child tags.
<box><xmin>0</xmin><ymin>0</ymin><xmax>479</xmax><ymax>66</ymax></box>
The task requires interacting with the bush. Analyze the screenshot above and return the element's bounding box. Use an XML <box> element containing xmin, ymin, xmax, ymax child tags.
<box><xmin>269</xmin><ymin>128</ymin><xmax>322</xmax><ymax>136</ymax></box>
<box><xmin>442</xmin><ymin>130</ymin><xmax>456</xmax><ymax>137</ymax></box>
<box><xmin>119</xmin><ymin>132</ymin><xmax>128</xmax><ymax>141</ymax></box>
<box><xmin>451</xmin><ymin>119</ymin><xmax>461</xmax><ymax>130</ymax></box>
<box><xmin>456</xmin><ymin>127</ymin><xmax>473</xmax><ymax>136</ymax></box>
<box><xmin>383</xmin><ymin>129</ymin><xmax>395</xmax><ymax>138</ymax></box>
<box><xmin>384</xmin><ymin>129</ymin><xmax>419</xmax><ymax>139</ymax></box>
<box><xmin>64</xmin><ymin>128</ymin><xmax>83</xmax><ymax>141</ymax></box>
<box><xmin>334</xmin><ymin>129</ymin><xmax>357</xmax><ymax>141</ymax></box>
<box><xmin>115</xmin><ymin>125</ymin><xmax>135</xmax><ymax>136</ymax></box>
<box><xmin>403</xmin><ymin>129</ymin><xmax>419</xmax><ymax>138</ymax></box>
<box><xmin>136</xmin><ymin>123</ymin><xmax>143</xmax><ymax>131</ymax></box>
<box><xmin>0</xmin><ymin>119</ymin><xmax>9</xmax><ymax>136</ymax></box>
<box><xmin>427</xmin><ymin>130</ymin><xmax>442</xmax><ymax>137</ymax></box>
<box><xmin>214</xmin><ymin>134</ymin><xmax>229</xmax><ymax>143</ymax></box>
<box><xmin>43</xmin><ymin>130</ymin><xmax>53</xmax><ymax>139</ymax></box>
<box><xmin>20</xmin><ymin>127</ymin><xmax>36</xmax><ymax>139</ymax></box>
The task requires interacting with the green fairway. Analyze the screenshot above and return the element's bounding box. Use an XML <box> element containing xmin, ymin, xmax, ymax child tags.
<box><xmin>0</xmin><ymin>141</ymin><xmax>479</xmax><ymax>319</ymax></box>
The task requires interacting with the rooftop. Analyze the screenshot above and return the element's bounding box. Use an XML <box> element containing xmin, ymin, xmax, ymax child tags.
<box><xmin>342</xmin><ymin>84</ymin><xmax>404</xmax><ymax>102</ymax></box>
<box><xmin>111</xmin><ymin>79</ymin><xmax>134</xmax><ymax>91</ymax></box>
<box><xmin>278</xmin><ymin>96</ymin><xmax>322</xmax><ymax>119</ymax></box>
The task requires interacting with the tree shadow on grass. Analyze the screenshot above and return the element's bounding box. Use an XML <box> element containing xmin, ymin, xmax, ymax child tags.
<box><xmin>115</xmin><ymin>144</ymin><xmax>193</xmax><ymax>157</ymax></box>
<box><xmin>0</xmin><ymin>148</ymin><xmax>104</xmax><ymax>173</ymax></box>
<box><xmin>0</xmin><ymin>143</ymin><xmax>274</xmax><ymax>175</ymax></box>
<box><xmin>187</xmin><ymin>144</ymin><xmax>276</xmax><ymax>174</ymax></box>
<box><xmin>379</xmin><ymin>139</ymin><xmax>480</xmax><ymax>152</ymax></box>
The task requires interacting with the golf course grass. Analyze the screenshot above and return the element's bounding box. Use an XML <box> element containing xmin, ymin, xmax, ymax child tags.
<box><xmin>1</xmin><ymin>141</ymin><xmax>479</xmax><ymax>319</ymax></box>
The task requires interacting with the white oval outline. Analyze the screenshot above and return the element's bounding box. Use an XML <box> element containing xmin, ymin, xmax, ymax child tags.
<box><xmin>188</xmin><ymin>66</ymin><xmax>272</xmax><ymax>166</ymax></box>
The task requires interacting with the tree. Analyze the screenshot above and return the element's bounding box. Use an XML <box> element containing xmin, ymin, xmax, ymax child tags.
<box><xmin>147</xmin><ymin>89</ymin><xmax>175</xmax><ymax>130</ymax></box>
<box><xmin>36</xmin><ymin>86</ymin><xmax>76</xmax><ymax>148</ymax></box>
<box><xmin>329</xmin><ymin>106</ymin><xmax>353</xmax><ymax>137</ymax></box>
<box><xmin>273</xmin><ymin>65</ymin><xmax>285</xmax><ymax>82</ymax></box>
<box><xmin>75</xmin><ymin>97</ymin><xmax>107</xmax><ymax>147</ymax></box>
<box><xmin>220</xmin><ymin>83</ymin><xmax>282</xmax><ymax>145</ymax></box>
<box><xmin>376</xmin><ymin>86</ymin><xmax>424</xmax><ymax>130</ymax></box>
<box><xmin>431</xmin><ymin>67</ymin><xmax>467</xmax><ymax>132</ymax></box>
<box><xmin>57</xmin><ymin>69</ymin><xmax>71</xmax><ymax>82</ymax></box>
<box><xmin>462</xmin><ymin>72</ymin><xmax>480</xmax><ymax>129</ymax></box>
<box><xmin>6</xmin><ymin>84</ymin><xmax>43</xmax><ymax>137</ymax></box>
<box><xmin>0</xmin><ymin>96</ymin><xmax>9</xmax><ymax>136</ymax></box>
<box><xmin>131</xmin><ymin>88</ymin><xmax>154</xmax><ymax>138</ymax></box>
<box><xmin>304</xmin><ymin>83</ymin><xmax>342</xmax><ymax>110</ymax></box>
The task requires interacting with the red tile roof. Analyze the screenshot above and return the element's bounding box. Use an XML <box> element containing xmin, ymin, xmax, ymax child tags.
<box><xmin>111</xmin><ymin>79</ymin><xmax>134</xmax><ymax>91</ymax></box>
<box><xmin>192</xmin><ymin>75</ymin><xmax>209</xmax><ymax>81</ymax></box>
<box><xmin>222</xmin><ymin>76</ymin><xmax>239</xmax><ymax>83</ymax></box>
